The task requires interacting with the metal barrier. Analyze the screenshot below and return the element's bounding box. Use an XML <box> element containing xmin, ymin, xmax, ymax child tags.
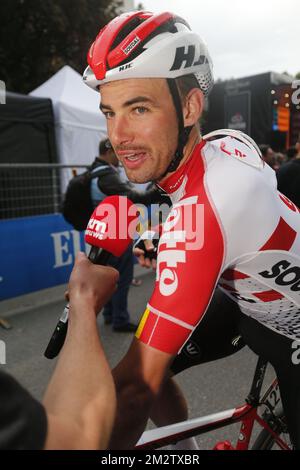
<box><xmin>0</xmin><ymin>164</ymin><xmax>88</xmax><ymax>220</ymax></box>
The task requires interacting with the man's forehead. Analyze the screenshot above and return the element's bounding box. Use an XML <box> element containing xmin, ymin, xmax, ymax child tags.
<box><xmin>100</xmin><ymin>78</ymin><xmax>168</xmax><ymax>102</ymax></box>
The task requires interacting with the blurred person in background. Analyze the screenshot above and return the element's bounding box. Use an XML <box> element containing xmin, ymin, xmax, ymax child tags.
<box><xmin>273</xmin><ymin>152</ymin><xmax>286</xmax><ymax>171</ymax></box>
<box><xmin>277</xmin><ymin>139</ymin><xmax>300</xmax><ymax>207</ymax></box>
<box><xmin>259</xmin><ymin>144</ymin><xmax>275</xmax><ymax>169</ymax></box>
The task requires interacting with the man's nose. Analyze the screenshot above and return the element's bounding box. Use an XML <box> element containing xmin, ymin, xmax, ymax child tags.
<box><xmin>109</xmin><ymin>114</ymin><xmax>133</xmax><ymax>146</ymax></box>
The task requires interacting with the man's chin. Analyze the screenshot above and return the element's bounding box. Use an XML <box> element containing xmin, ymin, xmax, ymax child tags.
<box><xmin>125</xmin><ymin>169</ymin><xmax>153</xmax><ymax>184</ymax></box>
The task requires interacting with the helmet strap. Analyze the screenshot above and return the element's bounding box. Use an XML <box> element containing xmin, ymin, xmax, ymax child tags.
<box><xmin>162</xmin><ymin>79</ymin><xmax>193</xmax><ymax>177</ymax></box>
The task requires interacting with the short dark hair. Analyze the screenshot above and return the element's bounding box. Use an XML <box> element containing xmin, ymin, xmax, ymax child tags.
<box><xmin>176</xmin><ymin>74</ymin><xmax>200</xmax><ymax>101</ymax></box>
<box><xmin>259</xmin><ymin>144</ymin><xmax>270</xmax><ymax>157</ymax></box>
<box><xmin>99</xmin><ymin>138</ymin><xmax>112</xmax><ymax>156</ymax></box>
<box><xmin>287</xmin><ymin>146</ymin><xmax>297</xmax><ymax>159</ymax></box>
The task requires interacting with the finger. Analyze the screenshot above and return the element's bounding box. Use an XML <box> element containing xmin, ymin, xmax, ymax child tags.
<box><xmin>138</xmin><ymin>256</ymin><xmax>148</xmax><ymax>268</ymax></box>
<box><xmin>133</xmin><ymin>247</ymin><xmax>145</xmax><ymax>257</ymax></box>
<box><xmin>144</xmin><ymin>239</ymin><xmax>155</xmax><ymax>251</ymax></box>
<box><xmin>64</xmin><ymin>290</ymin><xmax>70</xmax><ymax>302</ymax></box>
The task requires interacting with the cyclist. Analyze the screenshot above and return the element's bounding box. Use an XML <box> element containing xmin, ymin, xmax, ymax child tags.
<box><xmin>83</xmin><ymin>10</ymin><xmax>300</xmax><ymax>449</ymax></box>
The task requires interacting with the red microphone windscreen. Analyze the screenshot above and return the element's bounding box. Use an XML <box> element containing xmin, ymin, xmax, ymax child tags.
<box><xmin>84</xmin><ymin>196</ymin><xmax>139</xmax><ymax>257</ymax></box>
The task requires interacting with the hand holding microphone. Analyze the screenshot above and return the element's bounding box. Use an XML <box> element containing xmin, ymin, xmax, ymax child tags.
<box><xmin>133</xmin><ymin>228</ymin><xmax>160</xmax><ymax>270</ymax></box>
<box><xmin>44</xmin><ymin>195</ymin><xmax>139</xmax><ymax>359</ymax></box>
<box><xmin>67</xmin><ymin>252</ymin><xmax>119</xmax><ymax>320</ymax></box>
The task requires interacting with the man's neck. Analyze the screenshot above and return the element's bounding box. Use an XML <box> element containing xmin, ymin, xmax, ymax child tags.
<box><xmin>159</xmin><ymin>127</ymin><xmax>201</xmax><ymax>185</ymax></box>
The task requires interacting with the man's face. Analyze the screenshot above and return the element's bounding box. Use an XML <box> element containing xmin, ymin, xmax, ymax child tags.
<box><xmin>99</xmin><ymin>78</ymin><xmax>178</xmax><ymax>183</ymax></box>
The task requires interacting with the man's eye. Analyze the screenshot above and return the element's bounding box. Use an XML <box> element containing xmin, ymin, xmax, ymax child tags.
<box><xmin>103</xmin><ymin>111</ymin><xmax>114</xmax><ymax>119</ymax></box>
<box><xmin>134</xmin><ymin>106</ymin><xmax>148</xmax><ymax>115</ymax></box>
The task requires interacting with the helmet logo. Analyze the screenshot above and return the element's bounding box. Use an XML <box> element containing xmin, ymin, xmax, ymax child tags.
<box><xmin>170</xmin><ymin>45</ymin><xmax>207</xmax><ymax>71</ymax></box>
<box><xmin>122</xmin><ymin>36</ymin><xmax>141</xmax><ymax>56</ymax></box>
<box><xmin>119</xmin><ymin>63</ymin><xmax>132</xmax><ymax>72</ymax></box>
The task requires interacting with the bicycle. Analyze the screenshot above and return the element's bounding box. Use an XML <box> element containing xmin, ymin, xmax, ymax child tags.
<box><xmin>135</xmin><ymin>356</ymin><xmax>292</xmax><ymax>450</ymax></box>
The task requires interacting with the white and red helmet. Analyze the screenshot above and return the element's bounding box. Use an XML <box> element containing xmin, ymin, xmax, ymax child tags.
<box><xmin>83</xmin><ymin>10</ymin><xmax>213</xmax><ymax>96</ymax></box>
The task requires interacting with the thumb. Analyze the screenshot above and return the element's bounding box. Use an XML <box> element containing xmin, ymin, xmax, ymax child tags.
<box><xmin>75</xmin><ymin>251</ymin><xmax>86</xmax><ymax>263</ymax></box>
<box><xmin>144</xmin><ymin>239</ymin><xmax>155</xmax><ymax>251</ymax></box>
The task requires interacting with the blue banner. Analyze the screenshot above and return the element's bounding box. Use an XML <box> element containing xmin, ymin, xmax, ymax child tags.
<box><xmin>0</xmin><ymin>214</ymin><xmax>86</xmax><ymax>300</ymax></box>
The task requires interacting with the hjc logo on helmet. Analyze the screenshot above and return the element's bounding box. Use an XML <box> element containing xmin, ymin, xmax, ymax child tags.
<box><xmin>170</xmin><ymin>45</ymin><xmax>208</xmax><ymax>71</ymax></box>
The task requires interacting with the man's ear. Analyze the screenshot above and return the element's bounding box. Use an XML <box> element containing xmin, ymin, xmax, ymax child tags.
<box><xmin>183</xmin><ymin>88</ymin><xmax>204</xmax><ymax>127</ymax></box>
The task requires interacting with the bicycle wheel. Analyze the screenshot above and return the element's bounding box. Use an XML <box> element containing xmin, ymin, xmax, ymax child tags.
<box><xmin>251</xmin><ymin>407</ymin><xmax>291</xmax><ymax>450</ymax></box>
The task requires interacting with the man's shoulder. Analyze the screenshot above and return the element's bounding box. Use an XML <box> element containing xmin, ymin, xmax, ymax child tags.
<box><xmin>197</xmin><ymin>134</ymin><xmax>278</xmax><ymax>225</ymax></box>
<box><xmin>202</xmin><ymin>130</ymin><xmax>263</xmax><ymax>172</ymax></box>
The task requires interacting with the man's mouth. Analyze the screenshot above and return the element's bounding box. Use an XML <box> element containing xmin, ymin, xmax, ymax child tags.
<box><xmin>118</xmin><ymin>150</ymin><xmax>148</xmax><ymax>169</ymax></box>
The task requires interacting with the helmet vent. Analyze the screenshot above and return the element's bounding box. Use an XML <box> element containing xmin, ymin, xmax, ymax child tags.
<box><xmin>111</xmin><ymin>16</ymin><xmax>145</xmax><ymax>50</ymax></box>
<box><xmin>195</xmin><ymin>70</ymin><xmax>213</xmax><ymax>96</ymax></box>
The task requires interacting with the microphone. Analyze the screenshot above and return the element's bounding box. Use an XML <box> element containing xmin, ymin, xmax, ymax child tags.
<box><xmin>44</xmin><ymin>195</ymin><xmax>139</xmax><ymax>359</ymax></box>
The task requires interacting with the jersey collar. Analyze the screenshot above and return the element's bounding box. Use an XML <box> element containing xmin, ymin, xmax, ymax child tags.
<box><xmin>157</xmin><ymin>140</ymin><xmax>206</xmax><ymax>194</ymax></box>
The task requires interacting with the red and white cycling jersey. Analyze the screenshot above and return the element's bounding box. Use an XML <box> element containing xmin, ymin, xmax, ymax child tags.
<box><xmin>135</xmin><ymin>132</ymin><xmax>300</xmax><ymax>355</ymax></box>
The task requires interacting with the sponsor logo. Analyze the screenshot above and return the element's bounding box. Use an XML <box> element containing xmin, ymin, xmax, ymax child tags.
<box><xmin>85</xmin><ymin>218</ymin><xmax>107</xmax><ymax>240</ymax></box>
<box><xmin>220</xmin><ymin>141</ymin><xmax>246</xmax><ymax>158</ymax></box>
<box><xmin>232</xmin><ymin>335</ymin><xmax>243</xmax><ymax>347</ymax></box>
<box><xmin>122</xmin><ymin>36</ymin><xmax>140</xmax><ymax>55</ymax></box>
<box><xmin>170</xmin><ymin>45</ymin><xmax>207</xmax><ymax>71</ymax></box>
<box><xmin>292</xmin><ymin>80</ymin><xmax>300</xmax><ymax>106</ymax></box>
<box><xmin>157</xmin><ymin>208</ymin><xmax>186</xmax><ymax>296</ymax></box>
<box><xmin>169</xmin><ymin>174</ymin><xmax>185</xmax><ymax>191</ymax></box>
<box><xmin>119</xmin><ymin>63</ymin><xmax>132</xmax><ymax>72</ymax></box>
<box><xmin>184</xmin><ymin>341</ymin><xmax>201</xmax><ymax>357</ymax></box>
<box><xmin>259</xmin><ymin>260</ymin><xmax>300</xmax><ymax>292</ymax></box>
<box><xmin>229</xmin><ymin>113</ymin><xmax>247</xmax><ymax>131</ymax></box>
<box><xmin>156</xmin><ymin>198</ymin><xmax>204</xmax><ymax>296</ymax></box>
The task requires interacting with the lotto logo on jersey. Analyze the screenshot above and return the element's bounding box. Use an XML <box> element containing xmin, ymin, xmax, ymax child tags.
<box><xmin>156</xmin><ymin>197</ymin><xmax>204</xmax><ymax>296</ymax></box>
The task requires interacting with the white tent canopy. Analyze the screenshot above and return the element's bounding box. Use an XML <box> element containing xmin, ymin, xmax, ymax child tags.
<box><xmin>30</xmin><ymin>65</ymin><xmax>107</xmax><ymax>166</ymax></box>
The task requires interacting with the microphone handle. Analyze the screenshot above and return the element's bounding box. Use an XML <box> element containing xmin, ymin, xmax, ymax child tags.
<box><xmin>44</xmin><ymin>246</ymin><xmax>111</xmax><ymax>359</ymax></box>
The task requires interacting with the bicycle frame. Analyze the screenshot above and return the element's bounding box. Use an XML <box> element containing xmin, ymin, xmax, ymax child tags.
<box><xmin>135</xmin><ymin>357</ymin><xmax>291</xmax><ymax>450</ymax></box>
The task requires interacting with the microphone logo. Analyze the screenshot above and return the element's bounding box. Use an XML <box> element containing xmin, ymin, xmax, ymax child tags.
<box><xmin>85</xmin><ymin>218</ymin><xmax>107</xmax><ymax>240</ymax></box>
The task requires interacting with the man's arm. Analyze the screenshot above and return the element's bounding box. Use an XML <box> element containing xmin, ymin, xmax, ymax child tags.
<box><xmin>109</xmin><ymin>338</ymin><xmax>174</xmax><ymax>450</ymax></box>
<box><xmin>43</xmin><ymin>253</ymin><xmax>119</xmax><ymax>449</ymax></box>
